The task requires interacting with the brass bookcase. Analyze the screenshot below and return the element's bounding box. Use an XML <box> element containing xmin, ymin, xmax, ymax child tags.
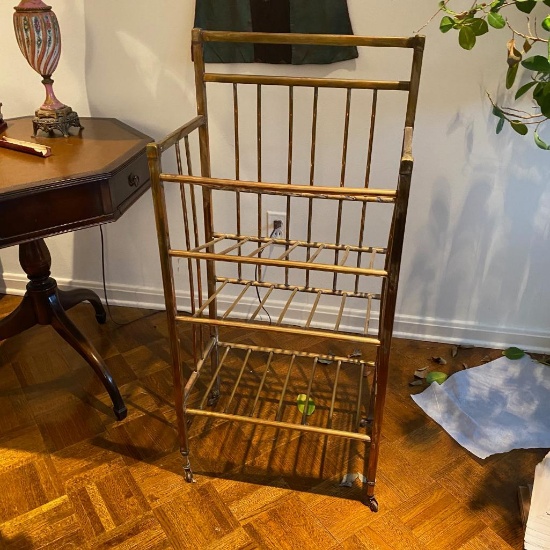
<box><xmin>147</xmin><ymin>29</ymin><xmax>424</xmax><ymax>511</ymax></box>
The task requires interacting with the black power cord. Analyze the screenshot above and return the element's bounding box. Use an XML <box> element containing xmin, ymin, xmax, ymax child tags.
<box><xmin>253</xmin><ymin>223</ymin><xmax>284</xmax><ymax>325</ymax></box>
<box><xmin>99</xmin><ymin>224</ymin><xmax>159</xmax><ymax>327</ymax></box>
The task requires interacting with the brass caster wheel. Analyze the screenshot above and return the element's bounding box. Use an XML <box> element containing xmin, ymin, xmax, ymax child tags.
<box><xmin>207</xmin><ymin>391</ymin><xmax>220</xmax><ymax>407</ymax></box>
<box><xmin>183</xmin><ymin>466</ymin><xmax>195</xmax><ymax>483</ymax></box>
<box><xmin>367</xmin><ymin>496</ymin><xmax>379</xmax><ymax>512</ymax></box>
<box><xmin>183</xmin><ymin>457</ymin><xmax>195</xmax><ymax>483</ymax></box>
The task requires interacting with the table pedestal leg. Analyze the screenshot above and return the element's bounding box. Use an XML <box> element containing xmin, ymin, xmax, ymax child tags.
<box><xmin>0</xmin><ymin>238</ymin><xmax>127</xmax><ymax>420</ymax></box>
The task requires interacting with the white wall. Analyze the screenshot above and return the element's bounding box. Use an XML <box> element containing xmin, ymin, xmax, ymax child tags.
<box><xmin>1</xmin><ymin>1</ymin><xmax>549</xmax><ymax>351</ymax></box>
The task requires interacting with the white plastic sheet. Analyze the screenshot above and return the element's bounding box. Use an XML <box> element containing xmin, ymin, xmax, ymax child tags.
<box><xmin>411</xmin><ymin>355</ymin><xmax>550</xmax><ymax>459</ymax></box>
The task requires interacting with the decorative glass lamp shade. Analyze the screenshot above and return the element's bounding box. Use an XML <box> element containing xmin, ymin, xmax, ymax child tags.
<box><xmin>13</xmin><ymin>0</ymin><xmax>82</xmax><ymax>136</ymax></box>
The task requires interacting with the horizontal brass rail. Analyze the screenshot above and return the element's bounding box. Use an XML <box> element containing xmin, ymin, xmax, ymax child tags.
<box><xmin>198</xmin><ymin>30</ymin><xmax>421</xmax><ymax>49</ymax></box>
<box><xmin>175</xmin><ymin>315</ymin><xmax>381</xmax><ymax>346</ymax></box>
<box><xmin>185</xmin><ymin>408</ymin><xmax>372</xmax><ymax>442</ymax></box>
<box><xmin>204</xmin><ymin>73</ymin><xmax>409</xmax><ymax>91</ymax></box>
<box><xmin>159</xmin><ymin>174</ymin><xmax>397</xmax><ymax>202</ymax></box>
<box><xmin>169</xmin><ymin>249</ymin><xmax>388</xmax><ymax>278</ymax></box>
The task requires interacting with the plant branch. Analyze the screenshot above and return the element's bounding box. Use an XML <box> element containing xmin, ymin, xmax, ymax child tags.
<box><xmin>415</xmin><ymin>0</ymin><xmax>453</xmax><ymax>33</ymax></box>
<box><xmin>507</xmin><ymin>20</ymin><xmax>548</xmax><ymax>43</ymax></box>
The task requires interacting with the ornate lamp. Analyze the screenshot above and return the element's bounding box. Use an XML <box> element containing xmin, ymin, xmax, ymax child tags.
<box><xmin>13</xmin><ymin>0</ymin><xmax>82</xmax><ymax>137</ymax></box>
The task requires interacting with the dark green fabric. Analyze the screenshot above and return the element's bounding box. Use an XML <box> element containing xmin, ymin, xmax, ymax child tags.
<box><xmin>194</xmin><ymin>0</ymin><xmax>358</xmax><ymax>64</ymax></box>
<box><xmin>194</xmin><ymin>0</ymin><xmax>254</xmax><ymax>63</ymax></box>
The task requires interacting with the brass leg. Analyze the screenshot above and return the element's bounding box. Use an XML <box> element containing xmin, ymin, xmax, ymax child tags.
<box><xmin>57</xmin><ymin>288</ymin><xmax>107</xmax><ymax>324</ymax></box>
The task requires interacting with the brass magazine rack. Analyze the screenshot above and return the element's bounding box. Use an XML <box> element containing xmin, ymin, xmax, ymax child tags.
<box><xmin>147</xmin><ymin>29</ymin><xmax>424</xmax><ymax>512</ymax></box>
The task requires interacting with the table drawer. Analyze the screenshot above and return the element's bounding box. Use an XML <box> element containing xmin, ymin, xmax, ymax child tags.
<box><xmin>109</xmin><ymin>151</ymin><xmax>150</xmax><ymax>214</ymax></box>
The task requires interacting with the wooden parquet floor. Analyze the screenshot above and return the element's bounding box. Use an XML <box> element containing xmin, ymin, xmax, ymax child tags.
<box><xmin>0</xmin><ymin>292</ymin><xmax>546</xmax><ymax>549</ymax></box>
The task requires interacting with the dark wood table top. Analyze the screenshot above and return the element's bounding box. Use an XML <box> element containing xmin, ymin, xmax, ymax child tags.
<box><xmin>0</xmin><ymin>117</ymin><xmax>152</xmax><ymax>248</ymax></box>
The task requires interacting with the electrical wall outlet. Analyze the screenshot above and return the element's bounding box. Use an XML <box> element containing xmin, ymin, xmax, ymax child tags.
<box><xmin>266</xmin><ymin>211</ymin><xmax>286</xmax><ymax>239</ymax></box>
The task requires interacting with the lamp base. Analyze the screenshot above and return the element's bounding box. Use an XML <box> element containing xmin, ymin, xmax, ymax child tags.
<box><xmin>33</xmin><ymin>105</ymin><xmax>83</xmax><ymax>137</ymax></box>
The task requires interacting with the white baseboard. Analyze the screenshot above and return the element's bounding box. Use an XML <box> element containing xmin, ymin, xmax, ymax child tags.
<box><xmin>2</xmin><ymin>273</ymin><xmax>549</xmax><ymax>353</ymax></box>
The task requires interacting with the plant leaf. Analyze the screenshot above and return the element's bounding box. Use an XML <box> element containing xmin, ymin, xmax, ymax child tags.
<box><xmin>534</xmin><ymin>131</ymin><xmax>550</xmax><ymax>149</ymax></box>
<box><xmin>506</xmin><ymin>64</ymin><xmax>519</xmax><ymax>88</ymax></box>
<box><xmin>515</xmin><ymin>0</ymin><xmax>537</xmax><ymax>14</ymax></box>
<box><xmin>297</xmin><ymin>394</ymin><xmax>315</xmax><ymax>416</ymax></box>
<box><xmin>496</xmin><ymin>117</ymin><xmax>505</xmax><ymax>134</ymax></box>
<box><xmin>440</xmin><ymin>15</ymin><xmax>455</xmax><ymax>33</ymax></box>
<box><xmin>522</xmin><ymin>55</ymin><xmax>550</xmax><ymax>72</ymax></box>
<box><xmin>492</xmin><ymin>105</ymin><xmax>505</xmax><ymax>118</ymax></box>
<box><xmin>470</xmin><ymin>18</ymin><xmax>489</xmax><ymax>36</ymax></box>
<box><xmin>488</xmin><ymin>12</ymin><xmax>506</xmax><ymax>28</ymax></box>
<box><xmin>459</xmin><ymin>26</ymin><xmax>476</xmax><ymax>49</ymax></box>
<box><xmin>507</xmin><ymin>38</ymin><xmax>522</xmax><ymax>67</ymax></box>
<box><xmin>511</xmin><ymin>120</ymin><xmax>529</xmax><ymax>135</ymax></box>
<box><xmin>535</xmin><ymin>92</ymin><xmax>550</xmax><ymax>117</ymax></box>
<box><xmin>543</xmin><ymin>15</ymin><xmax>550</xmax><ymax>32</ymax></box>
<box><xmin>515</xmin><ymin>80</ymin><xmax>537</xmax><ymax>99</ymax></box>
<box><xmin>503</xmin><ymin>346</ymin><xmax>525</xmax><ymax>359</ymax></box>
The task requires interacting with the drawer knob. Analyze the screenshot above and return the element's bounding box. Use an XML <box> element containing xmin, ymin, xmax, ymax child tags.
<box><xmin>128</xmin><ymin>173</ymin><xmax>140</xmax><ymax>187</ymax></box>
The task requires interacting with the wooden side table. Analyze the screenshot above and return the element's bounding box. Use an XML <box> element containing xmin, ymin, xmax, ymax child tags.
<box><xmin>0</xmin><ymin>117</ymin><xmax>152</xmax><ymax>419</ymax></box>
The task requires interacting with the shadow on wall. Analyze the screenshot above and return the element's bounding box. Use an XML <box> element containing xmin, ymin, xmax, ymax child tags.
<box><xmin>400</xmin><ymin>100</ymin><xmax>550</xmax><ymax>347</ymax></box>
<box><xmin>67</xmin><ymin>3</ymin><xmax>198</xmax><ymax>304</ymax></box>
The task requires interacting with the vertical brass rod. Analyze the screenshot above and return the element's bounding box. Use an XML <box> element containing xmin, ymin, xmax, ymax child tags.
<box><xmin>333</xmin><ymin>88</ymin><xmax>352</xmax><ymax>291</ymax></box>
<box><xmin>249</xmin><ymin>285</ymin><xmax>275</xmax><ymax>321</ymax></box>
<box><xmin>405</xmin><ymin>37</ymin><xmax>425</xmax><ymax>129</ymax></box>
<box><xmin>175</xmin><ymin>142</ymin><xmax>183</xmax><ymax>175</ymax></box>
<box><xmin>327</xmin><ymin>360</ymin><xmax>342</xmax><ymax>429</ymax></box>
<box><xmin>285</xmin><ymin>86</ymin><xmax>294</xmax><ymax>286</ymax></box>
<box><xmin>305</xmin><ymin>290</ymin><xmax>323</xmax><ymax>328</ymax></box>
<box><xmin>334</xmin><ymin>293</ymin><xmax>347</xmax><ymax>332</ymax></box>
<box><xmin>257</xmin><ymin>84</ymin><xmax>262</xmax><ymax>245</ymax></box>
<box><xmin>233</xmin><ymin>83</ymin><xmax>240</xmax><ymax>180</ymax></box>
<box><xmin>224</xmin><ymin>348</ymin><xmax>252</xmax><ymax>413</ymax></box>
<box><xmin>355</xmin><ymin>362</ymin><xmax>366</xmax><ymax>430</ymax></box>
<box><xmin>233</xmin><ymin>83</ymin><xmax>242</xmax><ymax>278</ymax></box>
<box><xmin>249</xmin><ymin>351</ymin><xmax>274</xmax><ymax>417</ymax></box>
<box><xmin>301</xmin><ymin>358</ymin><xmax>318</xmax><ymax>425</ymax></box>
<box><xmin>222</xmin><ymin>282</ymin><xmax>252</xmax><ymax>319</ymax></box>
<box><xmin>364</xmin><ymin>89</ymin><xmax>378</xmax><ymax>189</ymax></box>
<box><xmin>179</xmin><ymin>180</ymin><xmax>199</xmax><ymax>364</ymax></box>
<box><xmin>184</xmin><ymin>136</ymin><xmax>193</xmax><ymax>175</ymax></box>
<box><xmin>178</xmin><ymin>140</ymin><xmax>202</xmax><ymax>364</ymax></box>
<box><xmin>181</xmin><ymin>138</ymin><xmax>201</xmax><ymax>362</ymax></box>
<box><xmin>275</xmin><ymin>354</ymin><xmax>296</xmax><ymax>421</ymax></box>
<box><xmin>305</xmin><ymin>87</ymin><xmax>319</xmax><ymax>289</ymax></box>
<box><xmin>148</xmin><ymin>142</ymin><xmax>189</xmax><ymax>459</ymax></box>
<box><xmin>276</xmin><ymin>287</ymin><xmax>299</xmax><ymax>325</ymax></box>
<box><xmin>199</xmin><ymin>345</ymin><xmax>231</xmax><ymax>409</ymax></box>
<box><xmin>192</xmin><ymin>29</ymin><xmax>217</xmax><ymax>364</ymax></box>
<box><xmin>355</xmin><ymin>90</ymin><xmax>378</xmax><ymax>293</ymax></box>
<box><xmin>340</xmin><ymin>89</ymin><xmax>352</xmax><ymax>187</ymax></box>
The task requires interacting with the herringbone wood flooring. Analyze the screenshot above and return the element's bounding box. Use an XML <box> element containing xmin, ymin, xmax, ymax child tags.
<box><xmin>0</xmin><ymin>293</ymin><xmax>545</xmax><ymax>549</ymax></box>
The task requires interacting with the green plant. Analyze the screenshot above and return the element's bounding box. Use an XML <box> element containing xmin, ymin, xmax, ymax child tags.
<box><xmin>429</xmin><ymin>0</ymin><xmax>550</xmax><ymax>148</ymax></box>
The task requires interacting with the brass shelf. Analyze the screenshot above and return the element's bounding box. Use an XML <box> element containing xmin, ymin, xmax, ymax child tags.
<box><xmin>184</xmin><ymin>338</ymin><xmax>375</xmax><ymax>442</ymax></box>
